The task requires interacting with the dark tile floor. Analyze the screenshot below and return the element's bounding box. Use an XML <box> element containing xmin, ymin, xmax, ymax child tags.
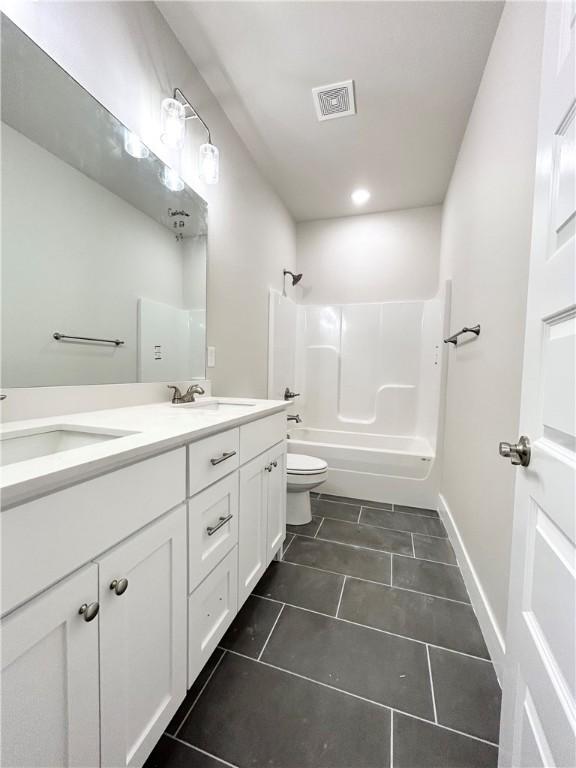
<box><xmin>145</xmin><ymin>493</ymin><xmax>501</xmax><ymax>768</ymax></box>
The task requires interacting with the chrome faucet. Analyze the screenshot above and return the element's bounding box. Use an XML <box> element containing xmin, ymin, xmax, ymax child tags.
<box><xmin>168</xmin><ymin>384</ymin><xmax>205</xmax><ymax>404</ymax></box>
<box><xmin>287</xmin><ymin>414</ymin><xmax>302</xmax><ymax>424</ymax></box>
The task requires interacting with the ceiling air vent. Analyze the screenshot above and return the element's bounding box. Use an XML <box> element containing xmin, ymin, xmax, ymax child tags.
<box><xmin>312</xmin><ymin>80</ymin><xmax>356</xmax><ymax>121</ymax></box>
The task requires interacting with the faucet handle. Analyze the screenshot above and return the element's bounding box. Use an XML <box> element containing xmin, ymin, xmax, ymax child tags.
<box><xmin>167</xmin><ymin>385</ymin><xmax>182</xmax><ymax>403</ymax></box>
<box><xmin>284</xmin><ymin>387</ymin><xmax>300</xmax><ymax>400</ymax></box>
<box><xmin>186</xmin><ymin>384</ymin><xmax>205</xmax><ymax>396</ymax></box>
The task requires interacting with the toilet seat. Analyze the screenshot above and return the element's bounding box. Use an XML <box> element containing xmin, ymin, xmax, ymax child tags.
<box><xmin>287</xmin><ymin>454</ymin><xmax>328</xmax><ymax>475</ymax></box>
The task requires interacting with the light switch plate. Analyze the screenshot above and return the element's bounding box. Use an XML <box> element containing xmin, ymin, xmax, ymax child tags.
<box><xmin>207</xmin><ymin>346</ymin><xmax>216</xmax><ymax>368</ymax></box>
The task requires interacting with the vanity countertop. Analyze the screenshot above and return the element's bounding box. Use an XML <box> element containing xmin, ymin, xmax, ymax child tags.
<box><xmin>0</xmin><ymin>397</ymin><xmax>288</xmax><ymax>509</ymax></box>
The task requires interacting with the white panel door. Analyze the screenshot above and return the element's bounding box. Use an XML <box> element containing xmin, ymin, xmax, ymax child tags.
<box><xmin>98</xmin><ymin>506</ymin><xmax>187</xmax><ymax>768</ymax></box>
<box><xmin>267</xmin><ymin>443</ymin><xmax>287</xmax><ymax>561</ymax></box>
<box><xmin>1</xmin><ymin>565</ymin><xmax>100</xmax><ymax>768</ymax></box>
<box><xmin>499</xmin><ymin>3</ymin><xmax>576</xmax><ymax>766</ymax></box>
<box><xmin>238</xmin><ymin>452</ymin><xmax>269</xmax><ymax>607</ymax></box>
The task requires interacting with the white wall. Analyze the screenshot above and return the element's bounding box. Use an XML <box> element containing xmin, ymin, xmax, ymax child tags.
<box><xmin>2</xmin><ymin>1</ymin><xmax>296</xmax><ymax>397</ymax></box>
<box><xmin>438</xmin><ymin>1</ymin><xmax>545</xmax><ymax>660</ymax></box>
<box><xmin>295</xmin><ymin>205</ymin><xmax>441</xmax><ymax>304</ymax></box>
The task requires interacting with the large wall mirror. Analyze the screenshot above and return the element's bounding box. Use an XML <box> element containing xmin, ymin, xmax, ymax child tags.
<box><xmin>1</xmin><ymin>16</ymin><xmax>208</xmax><ymax>388</ymax></box>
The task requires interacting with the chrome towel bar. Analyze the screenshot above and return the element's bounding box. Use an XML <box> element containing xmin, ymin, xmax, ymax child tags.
<box><xmin>443</xmin><ymin>324</ymin><xmax>481</xmax><ymax>345</ymax></box>
<box><xmin>53</xmin><ymin>332</ymin><xmax>124</xmax><ymax>346</ymax></box>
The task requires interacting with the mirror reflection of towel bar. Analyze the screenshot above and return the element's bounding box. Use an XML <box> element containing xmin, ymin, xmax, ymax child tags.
<box><xmin>443</xmin><ymin>324</ymin><xmax>481</xmax><ymax>345</ymax></box>
<box><xmin>53</xmin><ymin>332</ymin><xmax>124</xmax><ymax>346</ymax></box>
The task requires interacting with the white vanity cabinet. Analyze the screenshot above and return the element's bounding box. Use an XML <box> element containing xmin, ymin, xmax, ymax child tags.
<box><xmin>238</xmin><ymin>442</ymin><xmax>286</xmax><ymax>606</ymax></box>
<box><xmin>1</xmin><ymin>406</ymin><xmax>286</xmax><ymax>768</ymax></box>
<box><xmin>98</xmin><ymin>506</ymin><xmax>187</xmax><ymax>768</ymax></box>
<box><xmin>0</xmin><ymin>565</ymin><xmax>101</xmax><ymax>768</ymax></box>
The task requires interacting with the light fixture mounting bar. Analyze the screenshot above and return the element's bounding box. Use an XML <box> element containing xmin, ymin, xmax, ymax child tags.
<box><xmin>173</xmin><ymin>87</ymin><xmax>211</xmax><ymax>143</ymax></box>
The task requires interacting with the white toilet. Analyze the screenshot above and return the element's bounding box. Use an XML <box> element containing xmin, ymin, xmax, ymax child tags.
<box><xmin>286</xmin><ymin>453</ymin><xmax>328</xmax><ymax>525</ymax></box>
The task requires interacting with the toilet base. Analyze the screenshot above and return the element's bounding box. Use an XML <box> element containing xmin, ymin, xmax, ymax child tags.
<box><xmin>286</xmin><ymin>490</ymin><xmax>313</xmax><ymax>526</ymax></box>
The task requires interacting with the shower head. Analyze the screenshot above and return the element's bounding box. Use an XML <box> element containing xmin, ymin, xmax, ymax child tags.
<box><xmin>283</xmin><ymin>269</ymin><xmax>303</xmax><ymax>287</ymax></box>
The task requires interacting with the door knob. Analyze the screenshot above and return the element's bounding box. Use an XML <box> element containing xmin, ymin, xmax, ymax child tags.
<box><xmin>110</xmin><ymin>578</ymin><xmax>129</xmax><ymax>596</ymax></box>
<box><xmin>499</xmin><ymin>436</ymin><xmax>531</xmax><ymax>467</ymax></box>
<box><xmin>79</xmin><ymin>602</ymin><xmax>99</xmax><ymax>622</ymax></box>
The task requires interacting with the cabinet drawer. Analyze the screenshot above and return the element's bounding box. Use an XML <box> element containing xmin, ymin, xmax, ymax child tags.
<box><xmin>188</xmin><ymin>428</ymin><xmax>240</xmax><ymax>496</ymax></box>
<box><xmin>188</xmin><ymin>546</ymin><xmax>238</xmax><ymax>688</ymax></box>
<box><xmin>2</xmin><ymin>448</ymin><xmax>186</xmax><ymax>616</ymax></box>
<box><xmin>188</xmin><ymin>474</ymin><xmax>239</xmax><ymax>593</ymax></box>
<box><xmin>240</xmin><ymin>412</ymin><xmax>286</xmax><ymax>464</ymax></box>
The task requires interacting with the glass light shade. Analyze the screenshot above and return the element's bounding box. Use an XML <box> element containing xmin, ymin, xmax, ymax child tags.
<box><xmin>123</xmin><ymin>129</ymin><xmax>149</xmax><ymax>159</ymax></box>
<box><xmin>199</xmin><ymin>142</ymin><xmax>219</xmax><ymax>184</ymax></box>
<box><xmin>160</xmin><ymin>165</ymin><xmax>184</xmax><ymax>192</ymax></box>
<box><xmin>160</xmin><ymin>97</ymin><xmax>186</xmax><ymax>149</ymax></box>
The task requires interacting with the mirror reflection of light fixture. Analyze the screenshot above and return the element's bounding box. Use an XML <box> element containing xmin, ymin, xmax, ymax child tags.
<box><xmin>160</xmin><ymin>97</ymin><xmax>186</xmax><ymax>149</ymax></box>
<box><xmin>124</xmin><ymin>129</ymin><xmax>149</xmax><ymax>159</ymax></box>
<box><xmin>160</xmin><ymin>165</ymin><xmax>184</xmax><ymax>192</ymax></box>
<box><xmin>161</xmin><ymin>88</ymin><xmax>220</xmax><ymax>185</ymax></box>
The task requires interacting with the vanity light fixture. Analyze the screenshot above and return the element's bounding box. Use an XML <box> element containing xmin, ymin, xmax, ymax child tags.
<box><xmin>123</xmin><ymin>129</ymin><xmax>149</xmax><ymax>159</ymax></box>
<box><xmin>161</xmin><ymin>88</ymin><xmax>220</xmax><ymax>184</ymax></box>
<box><xmin>160</xmin><ymin>165</ymin><xmax>185</xmax><ymax>192</ymax></box>
<box><xmin>351</xmin><ymin>188</ymin><xmax>370</xmax><ymax>205</ymax></box>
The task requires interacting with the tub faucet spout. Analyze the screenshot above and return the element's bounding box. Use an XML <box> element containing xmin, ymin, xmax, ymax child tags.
<box><xmin>287</xmin><ymin>414</ymin><xmax>302</xmax><ymax>424</ymax></box>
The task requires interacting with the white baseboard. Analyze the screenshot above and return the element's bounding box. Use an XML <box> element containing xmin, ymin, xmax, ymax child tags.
<box><xmin>438</xmin><ymin>493</ymin><xmax>506</xmax><ymax>683</ymax></box>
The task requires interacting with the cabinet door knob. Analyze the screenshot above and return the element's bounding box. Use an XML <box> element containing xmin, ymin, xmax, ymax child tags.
<box><xmin>265</xmin><ymin>464</ymin><xmax>272</xmax><ymax>472</ymax></box>
<box><xmin>272</xmin><ymin>460</ymin><xmax>278</xmax><ymax>468</ymax></box>
<box><xmin>110</xmin><ymin>578</ymin><xmax>129</xmax><ymax>596</ymax></box>
<box><xmin>79</xmin><ymin>602</ymin><xmax>99</xmax><ymax>622</ymax></box>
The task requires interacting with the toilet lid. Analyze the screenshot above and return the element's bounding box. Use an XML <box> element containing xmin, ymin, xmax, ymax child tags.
<box><xmin>287</xmin><ymin>454</ymin><xmax>328</xmax><ymax>474</ymax></box>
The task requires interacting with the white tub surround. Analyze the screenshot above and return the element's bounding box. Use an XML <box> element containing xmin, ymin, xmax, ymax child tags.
<box><xmin>1</xmin><ymin>396</ymin><xmax>288</xmax><ymax>768</ymax></box>
<box><xmin>269</xmin><ymin>284</ymin><xmax>450</xmax><ymax>508</ymax></box>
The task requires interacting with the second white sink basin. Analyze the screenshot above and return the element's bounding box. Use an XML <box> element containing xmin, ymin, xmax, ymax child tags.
<box><xmin>0</xmin><ymin>426</ymin><xmax>136</xmax><ymax>467</ymax></box>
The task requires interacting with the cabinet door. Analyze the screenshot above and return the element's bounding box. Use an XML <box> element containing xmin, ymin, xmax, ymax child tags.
<box><xmin>98</xmin><ymin>506</ymin><xmax>187</xmax><ymax>768</ymax></box>
<box><xmin>267</xmin><ymin>443</ymin><xmax>287</xmax><ymax>561</ymax></box>
<box><xmin>1</xmin><ymin>565</ymin><xmax>100</xmax><ymax>768</ymax></box>
<box><xmin>188</xmin><ymin>473</ymin><xmax>239</xmax><ymax>593</ymax></box>
<box><xmin>238</xmin><ymin>453</ymin><xmax>269</xmax><ymax>607</ymax></box>
<box><xmin>188</xmin><ymin>546</ymin><xmax>238</xmax><ymax>686</ymax></box>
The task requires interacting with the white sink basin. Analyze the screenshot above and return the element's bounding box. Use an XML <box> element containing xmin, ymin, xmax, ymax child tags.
<box><xmin>0</xmin><ymin>427</ymin><xmax>136</xmax><ymax>467</ymax></box>
<box><xmin>172</xmin><ymin>399</ymin><xmax>257</xmax><ymax>412</ymax></box>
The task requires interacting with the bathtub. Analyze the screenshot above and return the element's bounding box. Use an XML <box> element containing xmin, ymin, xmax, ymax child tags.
<box><xmin>287</xmin><ymin>427</ymin><xmax>439</xmax><ymax>509</ymax></box>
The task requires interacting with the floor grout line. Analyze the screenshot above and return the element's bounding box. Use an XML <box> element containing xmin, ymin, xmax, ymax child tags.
<box><xmin>251</xmin><ymin>591</ymin><xmax>492</xmax><ymax>663</ymax></box>
<box><xmin>165</xmin><ymin>733</ymin><xmax>240</xmax><ymax>768</ymax></box>
<box><xmin>219</xmin><ymin>647</ymin><xmax>499</xmax><ymax>748</ymax></box>
<box><xmin>370</xmin><ymin>502</ymin><xmax>440</xmax><ymax>521</ymax></box>
<box><xmin>282</xmin><ymin>534</ymin><xmax>296</xmax><ymax>557</ymax></box>
<box><xmin>390</xmin><ymin>554</ymin><xmax>394</xmax><ymax>587</ymax></box>
<box><xmin>321</xmin><ymin>513</ymin><xmax>449</xmax><ymax>540</ymax></box>
<box><xmin>276</xmin><ymin>555</ymin><xmax>471</xmax><ymax>606</ymax></box>
<box><xmin>357</xmin><ymin>506</ymin><xmax>362</xmax><ymax>523</ymax></box>
<box><xmin>314</xmin><ymin>517</ymin><xmax>325</xmax><ymax>539</ymax></box>
<box><xmin>390</xmin><ymin>710</ymin><xmax>394</xmax><ymax>768</ymax></box>
<box><xmin>173</xmin><ymin>650</ymin><xmax>227</xmax><ymax>737</ymax></box>
<box><xmin>411</xmin><ymin>532</ymin><xmax>416</xmax><ymax>558</ymax></box>
<box><xmin>335</xmin><ymin>575</ymin><xmax>347</xmax><ymax>618</ymax></box>
<box><xmin>426</xmin><ymin>645</ymin><xmax>438</xmax><ymax>724</ymax></box>
<box><xmin>312</xmin><ymin>533</ymin><xmax>463</xmax><ymax>575</ymax></box>
<box><xmin>257</xmin><ymin>603</ymin><xmax>285</xmax><ymax>661</ymax></box>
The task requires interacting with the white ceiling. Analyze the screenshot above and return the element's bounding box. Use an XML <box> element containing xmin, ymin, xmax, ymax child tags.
<box><xmin>158</xmin><ymin>1</ymin><xmax>503</xmax><ymax>222</ymax></box>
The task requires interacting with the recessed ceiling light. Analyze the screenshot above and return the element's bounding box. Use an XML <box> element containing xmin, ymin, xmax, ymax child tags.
<box><xmin>351</xmin><ymin>189</ymin><xmax>370</xmax><ymax>205</ymax></box>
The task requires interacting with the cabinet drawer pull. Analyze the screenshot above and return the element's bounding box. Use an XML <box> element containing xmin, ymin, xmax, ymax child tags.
<box><xmin>110</xmin><ymin>578</ymin><xmax>129</xmax><ymax>596</ymax></box>
<box><xmin>206</xmin><ymin>513</ymin><xmax>234</xmax><ymax>536</ymax></box>
<box><xmin>79</xmin><ymin>601</ymin><xmax>99</xmax><ymax>622</ymax></box>
<box><xmin>210</xmin><ymin>450</ymin><xmax>237</xmax><ymax>466</ymax></box>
